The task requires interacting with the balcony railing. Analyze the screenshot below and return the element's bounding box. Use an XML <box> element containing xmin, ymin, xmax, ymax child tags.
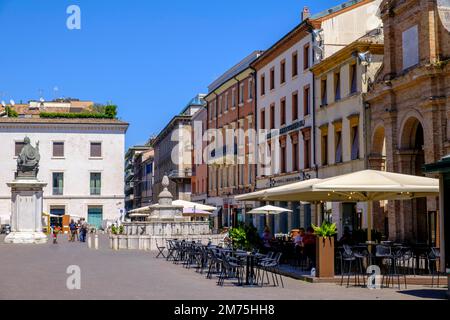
<box><xmin>90</xmin><ymin>188</ymin><xmax>101</xmax><ymax>196</ymax></box>
<box><xmin>168</xmin><ymin>168</ymin><xmax>193</xmax><ymax>179</ymax></box>
<box><xmin>52</xmin><ymin>188</ymin><xmax>63</xmax><ymax>196</ymax></box>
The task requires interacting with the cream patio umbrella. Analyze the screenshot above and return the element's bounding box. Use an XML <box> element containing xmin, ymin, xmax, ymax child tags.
<box><xmin>312</xmin><ymin>170</ymin><xmax>440</xmax><ymax>242</ymax></box>
<box><xmin>236</xmin><ymin>178</ymin><xmax>350</xmax><ymax>226</ymax></box>
<box><xmin>172</xmin><ymin>200</ymin><xmax>217</xmax><ymax>212</ymax></box>
<box><xmin>248</xmin><ymin>205</ymin><xmax>293</xmax><ymax>228</ymax></box>
<box><xmin>128</xmin><ymin>200</ymin><xmax>217</xmax><ymax>215</ymax></box>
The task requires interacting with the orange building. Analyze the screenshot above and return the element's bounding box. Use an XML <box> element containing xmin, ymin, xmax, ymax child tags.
<box><xmin>205</xmin><ymin>51</ymin><xmax>263</xmax><ymax>229</ymax></box>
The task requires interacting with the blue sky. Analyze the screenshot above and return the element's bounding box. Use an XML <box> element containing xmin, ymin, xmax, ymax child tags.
<box><xmin>0</xmin><ymin>0</ymin><xmax>344</xmax><ymax>148</ymax></box>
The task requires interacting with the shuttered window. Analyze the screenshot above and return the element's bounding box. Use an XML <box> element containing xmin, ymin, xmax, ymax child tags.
<box><xmin>53</xmin><ymin>142</ymin><xmax>64</xmax><ymax>157</ymax></box>
<box><xmin>90</xmin><ymin>142</ymin><xmax>102</xmax><ymax>157</ymax></box>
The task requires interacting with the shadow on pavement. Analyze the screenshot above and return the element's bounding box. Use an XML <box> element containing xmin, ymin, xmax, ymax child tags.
<box><xmin>397</xmin><ymin>289</ymin><xmax>448</xmax><ymax>300</ymax></box>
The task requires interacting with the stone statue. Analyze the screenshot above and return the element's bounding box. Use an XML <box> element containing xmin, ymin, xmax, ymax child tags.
<box><xmin>16</xmin><ymin>137</ymin><xmax>40</xmax><ymax>179</ymax></box>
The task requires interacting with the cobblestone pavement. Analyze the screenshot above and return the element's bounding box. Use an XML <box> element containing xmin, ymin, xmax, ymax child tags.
<box><xmin>0</xmin><ymin>235</ymin><xmax>446</xmax><ymax>300</ymax></box>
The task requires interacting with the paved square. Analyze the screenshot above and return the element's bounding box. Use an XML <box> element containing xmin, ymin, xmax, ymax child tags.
<box><xmin>0</xmin><ymin>235</ymin><xmax>446</xmax><ymax>300</ymax></box>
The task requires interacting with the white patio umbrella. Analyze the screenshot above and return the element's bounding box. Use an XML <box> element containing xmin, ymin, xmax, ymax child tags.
<box><xmin>172</xmin><ymin>200</ymin><xmax>216</xmax><ymax>212</ymax></box>
<box><xmin>313</xmin><ymin>170</ymin><xmax>440</xmax><ymax>242</ymax></box>
<box><xmin>236</xmin><ymin>178</ymin><xmax>351</xmax><ymax>203</ymax></box>
<box><xmin>248</xmin><ymin>205</ymin><xmax>293</xmax><ymax>227</ymax></box>
<box><xmin>182</xmin><ymin>207</ymin><xmax>212</xmax><ymax>215</ymax></box>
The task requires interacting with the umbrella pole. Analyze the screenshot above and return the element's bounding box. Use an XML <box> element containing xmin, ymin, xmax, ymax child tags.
<box><xmin>367</xmin><ymin>201</ymin><xmax>372</xmax><ymax>244</ymax></box>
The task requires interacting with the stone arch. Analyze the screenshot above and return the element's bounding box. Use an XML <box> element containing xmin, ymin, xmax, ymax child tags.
<box><xmin>371</xmin><ymin>123</ymin><xmax>385</xmax><ymax>156</ymax></box>
<box><xmin>398</xmin><ymin>110</ymin><xmax>425</xmax><ymax>150</ymax></box>
<box><xmin>370</xmin><ymin>122</ymin><xmax>386</xmax><ymax>171</ymax></box>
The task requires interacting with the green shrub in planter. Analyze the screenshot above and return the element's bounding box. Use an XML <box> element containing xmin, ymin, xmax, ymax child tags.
<box><xmin>312</xmin><ymin>221</ymin><xmax>337</xmax><ymax>238</ymax></box>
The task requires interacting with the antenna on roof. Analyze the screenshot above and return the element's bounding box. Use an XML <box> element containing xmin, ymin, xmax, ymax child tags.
<box><xmin>53</xmin><ymin>86</ymin><xmax>59</xmax><ymax>99</ymax></box>
<box><xmin>38</xmin><ymin>89</ymin><xmax>44</xmax><ymax>103</ymax></box>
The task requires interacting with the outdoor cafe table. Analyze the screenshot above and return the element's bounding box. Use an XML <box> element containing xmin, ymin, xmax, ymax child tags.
<box><xmin>234</xmin><ymin>251</ymin><xmax>264</xmax><ymax>286</ymax></box>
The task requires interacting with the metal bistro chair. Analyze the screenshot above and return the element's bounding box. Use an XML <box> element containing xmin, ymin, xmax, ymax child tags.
<box><xmin>166</xmin><ymin>240</ymin><xmax>176</xmax><ymax>261</ymax></box>
<box><xmin>427</xmin><ymin>247</ymin><xmax>442</xmax><ymax>288</ymax></box>
<box><xmin>340</xmin><ymin>245</ymin><xmax>358</xmax><ymax>287</ymax></box>
<box><xmin>206</xmin><ymin>248</ymin><xmax>223</xmax><ymax>279</ymax></box>
<box><xmin>376</xmin><ymin>244</ymin><xmax>405</xmax><ymax>289</ymax></box>
<box><xmin>353</xmin><ymin>246</ymin><xmax>370</xmax><ymax>287</ymax></box>
<box><xmin>217</xmin><ymin>252</ymin><xmax>244</xmax><ymax>286</ymax></box>
<box><xmin>155</xmin><ymin>240</ymin><xmax>166</xmax><ymax>259</ymax></box>
<box><xmin>258</xmin><ymin>252</ymin><xmax>284</xmax><ymax>288</ymax></box>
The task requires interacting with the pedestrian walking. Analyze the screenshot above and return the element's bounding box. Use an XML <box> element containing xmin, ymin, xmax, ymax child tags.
<box><xmin>52</xmin><ymin>225</ymin><xmax>61</xmax><ymax>244</ymax></box>
<box><xmin>69</xmin><ymin>220</ymin><xmax>77</xmax><ymax>242</ymax></box>
<box><xmin>79</xmin><ymin>219</ymin><xmax>88</xmax><ymax>243</ymax></box>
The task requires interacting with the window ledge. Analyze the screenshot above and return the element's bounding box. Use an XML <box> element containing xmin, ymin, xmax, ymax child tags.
<box><xmin>238</xmin><ymin>103</ymin><xmax>244</xmax><ymax>107</ymax></box>
<box><xmin>89</xmin><ymin>157</ymin><xmax>103</xmax><ymax>160</ymax></box>
<box><xmin>52</xmin><ymin>157</ymin><xmax>65</xmax><ymax>160</ymax></box>
<box><xmin>292</xmin><ymin>75</ymin><xmax>298</xmax><ymax>80</ymax></box>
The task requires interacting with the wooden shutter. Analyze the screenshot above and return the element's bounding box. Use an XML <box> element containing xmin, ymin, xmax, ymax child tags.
<box><xmin>53</xmin><ymin>142</ymin><xmax>64</xmax><ymax>157</ymax></box>
<box><xmin>90</xmin><ymin>142</ymin><xmax>102</xmax><ymax>157</ymax></box>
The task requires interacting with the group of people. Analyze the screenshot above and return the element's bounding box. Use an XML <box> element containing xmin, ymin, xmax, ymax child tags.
<box><xmin>51</xmin><ymin>219</ymin><xmax>89</xmax><ymax>244</ymax></box>
<box><xmin>291</xmin><ymin>227</ymin><xmax>316</xmax><ymax>269</ymax></box>
<box><xmin>261</xmin><ymin>226</ymin><xmax>317</xmax><ymax>270</ymax></box>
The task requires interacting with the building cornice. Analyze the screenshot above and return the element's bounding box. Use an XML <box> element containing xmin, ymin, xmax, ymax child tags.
<box><xmin>365</xmin><ymin>62</ymin><xmax>450</xmax><ymax>102</ymax></box>
<box><xmin>0</xmin><ymin>122</ymin><xmax>128</xmax><ymax>133</ymax></box>
<box><xmin>251</xmin><ymin>20</ymin><xmax>317</xmax><ymax>71</ymax></box>
<box><xmin>311</xmin><ymin>42</ymin><xmax>384</xmax><ymax>76</ymax></box>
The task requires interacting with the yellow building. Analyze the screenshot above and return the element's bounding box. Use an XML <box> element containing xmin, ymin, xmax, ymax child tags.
<box><xmin>311</xmin><ymin>29</ymin><xmax>384</xmax><ymax>238</ymax></box>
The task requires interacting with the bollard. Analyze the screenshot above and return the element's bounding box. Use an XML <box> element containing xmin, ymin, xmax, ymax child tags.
<box><xmin>87</xmin><ymin>234</ymin><xmax>91</xmax><ymax>248</ymax></box>
<box><xmin>94</xmin><ymin>234</ymin><xmax>99</xmax><ymax>250</ymax></box>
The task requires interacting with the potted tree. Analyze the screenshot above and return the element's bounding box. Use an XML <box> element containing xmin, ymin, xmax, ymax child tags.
<box><xmin>312</xmin><ymin>222</ymin><xmax>337</xmax><ymax>278</ymax></box>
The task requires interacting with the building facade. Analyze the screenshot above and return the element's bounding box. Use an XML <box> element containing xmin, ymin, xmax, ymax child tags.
<box><xmin>0</xmin><ymin>117</ymin><xmax>128</xmax><ymax>229</ymax></box>
<box><xmin>365</xmin><ymin>0</ymin><xmax>450</xmax><ymax>244</ymax></box>
<box><xmin>312</xmin><ymin>29</ymin><xmax>384</xmax><ymax>238</ymax></box>
<box><xmin>191</xmin><ymin>107</ymin><xmax>208</xmax><ymax>205</ymax></box>
<box><xmin>252</xmin><ymin>0</ymin><xmax>382</xmax><ymax>234</ymax></box>
<box><xmin>124</xmin><ymin>145</ymin><xmax>153</xmax><ymax>212</ymax></box>
<box><xmin>205</xmin><ymin>51</ymin><xmax>262</xmax><ymax>229</ymax></box>
<box><xmin>153</xmin><ymin>95</ymin><xmax>205</xmax><ymax>202</ymax></box>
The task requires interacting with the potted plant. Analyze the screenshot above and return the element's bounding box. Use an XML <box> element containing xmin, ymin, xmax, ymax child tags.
<box><xmin>312</xmin><ymin>222</ymin><xmax>337</xmax><ymax>278</ymax></box>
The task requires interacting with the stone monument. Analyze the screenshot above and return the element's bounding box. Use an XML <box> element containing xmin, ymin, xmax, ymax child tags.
<box><xmin>110</xmin><ymin>175</ymin><xmax>223</xmax><ymax>251</ymax></box>
<box><xmin>4</xmin><ymin>137</ymin><xmax>48</xmax><ymax>244</ymax></box>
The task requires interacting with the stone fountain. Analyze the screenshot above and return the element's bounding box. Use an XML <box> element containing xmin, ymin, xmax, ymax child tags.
<box><xmin>110</xmin><ymin>176</ymin><xmax>223</xmax><ymax>251</ymax></box>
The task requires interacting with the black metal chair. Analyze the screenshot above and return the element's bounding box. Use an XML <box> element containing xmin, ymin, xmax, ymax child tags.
<box><xmin>217</xmin><ymin>253</ymin><xmax>244</xmax><ymax>286</ymax></box>
<box><xmin>340</xmin><ymin>245</ymin><xmax>358</xmax><ymax>287</ymax></box>
<box><xmin>166</xmin><ymin>239</ymin><xmax>176</xmax><ymax>261</ymax></box>
<box><xmin>155</xmin><ymin>240</ymin><xmax>166</xmax><ymax>259</ymax></box>
<box><xmin>258</xmin><ymin>252</ymin><xmax>284</xmax><ymax>288</ymax></box>
<box><xmin>427</xmin><ymin>247</ymin><xmax>442</xmax><ymax>288</ymax></box>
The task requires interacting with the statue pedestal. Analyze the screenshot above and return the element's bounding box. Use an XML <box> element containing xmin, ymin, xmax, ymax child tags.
<box><xmin>4</xmin><ymin>180</ymin><xmax>48</xmax><ymax>244</ymax></box>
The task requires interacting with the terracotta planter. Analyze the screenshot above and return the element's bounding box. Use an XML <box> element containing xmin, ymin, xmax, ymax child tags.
<box><xmin>316</xmin><ymin>237</ymin><xmax>335</xmax><ymax>278</ymax></box>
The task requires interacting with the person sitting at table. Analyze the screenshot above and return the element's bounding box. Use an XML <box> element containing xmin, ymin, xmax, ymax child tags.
<box><xmin>261</xmin><ymin>226</ymin><xmax>273</xmax><ymax>250</ymax></box>
<box><xmin>291</xmin><ymin>228</ymin><xmax>305</xmax><ymax>266</ymax></box>
<box><xmin>302</xmin><ymin>227</ymin><xmax>316</xmax><ymax>270</ymax></box>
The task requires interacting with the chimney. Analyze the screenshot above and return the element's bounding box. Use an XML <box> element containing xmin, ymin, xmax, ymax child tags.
<box><xmin>301</xmin><ymin>6</ymin><xmax>310</xmax><ymax>21</ymax></box>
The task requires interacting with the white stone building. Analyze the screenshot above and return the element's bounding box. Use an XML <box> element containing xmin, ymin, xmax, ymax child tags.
<box><xmin>0</xmin><ymin>117</ymin><xmax>128</xmax><ymax>229</ymax></box>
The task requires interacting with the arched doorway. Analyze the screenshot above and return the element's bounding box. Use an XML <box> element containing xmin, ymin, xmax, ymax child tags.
<box><xmin>400</xmin><ymin>117</ymin><xmax>429</xmax><ymax>244</ymax></box>
<box><xmin>371</xmin><ymin>126</ymin><xmax>388</xmax><ymax>238</ymax></box>
<box><xmin>371</xmin><ymin>125</ymin><xmax>386</xmax><ymax>171</ymax></box>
